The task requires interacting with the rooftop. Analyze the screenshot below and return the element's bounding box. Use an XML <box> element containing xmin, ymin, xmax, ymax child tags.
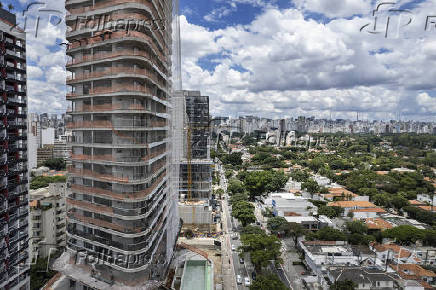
<box><xmin>352</xmin><ymin>207</ymin><xmax>386</xmax><ymax>213</ymax></box>
<box><xmin>365</xmin><ymin>218</ymin><xmax>393</xmax><ymax>230</ymax></box>
<box><xmin>329</xmin><ymin>266</ymin><xmax>398</xmax><ymax>285</ymax></box>
<box><xmin>389</xmin><ymin>264</ymin><xmax>436</xmax><ymax>279</ymax></box>
<box><xmin>371</xmin><ymin>243</ymin><xmax>411</xmax><ymax>258</ymax></box>
<box><xmin>301</xmin><ymin>241</ymin><xmax>355</xmax><ymax>256</ymax></box>
<box><xmin>284</xmin><ymin>216</ymin><xmax>318</xmax><ymax>223</ymax></box>
<box><xmin>327</xmin><ymin>201</ymin><xmax>377</xmax><ymax>208</ymax></box>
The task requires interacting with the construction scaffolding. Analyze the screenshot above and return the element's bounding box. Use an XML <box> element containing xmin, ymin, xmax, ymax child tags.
<box><xmin>172</xmin><ymin>91</ymin><xmax>214</xmax><ymax>231</ymax></box>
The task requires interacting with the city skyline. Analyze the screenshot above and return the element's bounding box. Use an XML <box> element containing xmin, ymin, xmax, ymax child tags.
<box><xmin>10</xmin><ymin>0</ymin><xmax>436</xmax><ymax>122</ymax></box>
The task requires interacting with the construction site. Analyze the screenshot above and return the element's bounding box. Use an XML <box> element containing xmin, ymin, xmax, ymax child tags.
<box><xmin>172</xmin><ymin>90</ymin><xmax>217</xmax><ymax>234</ymax></box>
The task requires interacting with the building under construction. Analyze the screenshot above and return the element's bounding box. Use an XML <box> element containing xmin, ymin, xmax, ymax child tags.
<box><xmin>173</xmin><ymin>91</ymin><xmax>214</xmax><ymax>231</ymax></box>
<box><xmin>51</xmin><ymin>0</ymin><xmax>180</xmax><ymax>289</ymax></box>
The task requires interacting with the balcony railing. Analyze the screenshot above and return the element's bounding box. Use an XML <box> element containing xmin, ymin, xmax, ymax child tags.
<box><xmin>66</xmin><ymin>0</ymin><xmax>165</xmax><ymax>33</ymax></box>
<box><xmin>66</xmin><ymin>48</ymin><xmax>167</xmax><ymax>76</ymax></box>
<box><xmin>66</xmin><ymin>84</ymin><xmax>159</xmax><ymax>99</ymax></box>
<box><xmin>70</xmin><ymin>173</ymin><xmax>166</xmax><ymax>200</ymax></box>
<box><xmin>67</xmin><ymin>67</ymin><xmax>166</xmax><ymax>88</ymax></box>
<box><xmin>67</xmin><ymin>163</ymin><xmax>165</xmax><ymax>183</ymax></box>
<box><xmin>70</xmin><ymin>148</ymin><xmax>166</xmax><ymax>163</ymax></box>
<box><xmin>69</xmin><ymin>103</ymin><xmax>165</xmax><ymax>113</ymax></box>
<box><xmin>67</xmin><ymin>198</ymin><xmax>114</xmax><ymax>215</ymax></box>
<box><xmin>67</xmin><ymin>30</ymin><xmax>167</xmax><ymax>67</ymax></box>
<box><xmin>66</xmin><ymin>119</ymin><xmax>166</xmax><ymax>129</ymax></box>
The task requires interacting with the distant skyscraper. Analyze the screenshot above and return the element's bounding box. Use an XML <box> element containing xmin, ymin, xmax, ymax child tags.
<box><xmin>54</xmin><ymin>0</ymin><xmax>179</xmax><ymax>288</ymax></box>
<box><xmin>0</xmin><ymin>8</ymin><xmax>30</xmax><ymax>290</ymax></box>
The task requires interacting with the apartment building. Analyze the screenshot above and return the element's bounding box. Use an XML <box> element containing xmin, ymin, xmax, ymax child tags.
<box><xmin>53</xmin><ymin>138</ymin><xmax>71</xmax><ymax>160</ymax></box>
<box><xmin>37</xmin><ymin>145</ymin><xmax>54</xmax><ymax>167</ymax></box>
<box><xmin>29</xmin><ymin>183</ymin><xmax>67</xmax><ymax>260</ymax></box>
<box><xmin>54</xmin><ymin>0</ymin><xmax>179</xmax><ymax>288</ymax></box>
<box><xmin>0</xmin><ymin>8</ymin><xmax>30</xmax><ymax>290</ymax></box>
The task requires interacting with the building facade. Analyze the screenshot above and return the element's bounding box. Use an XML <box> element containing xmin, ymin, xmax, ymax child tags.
<box><xmin>29</xmin><ymin>183</ymin><xmax>67</xmax><ymax>261</ymax></box>
<box><xmin>174</xmin><ymin>91</ymin><xmax>214</xmax><ymax>229</ymax></box>
<box><xmin>0</xmin><ymin>8</ymin><xmax>30</xmax><ymax>290</ymax></box>
<box><xmin>178</xmin><ymin>91</ymin><xmax>212</xmax><ymax>201</ymax></box>
<box><xmin>57</xmin><ymin>0</ymin><xmax>179</xmax><ymax>288</ymax></box>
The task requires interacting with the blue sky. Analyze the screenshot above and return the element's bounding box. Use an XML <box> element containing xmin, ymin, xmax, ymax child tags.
<box><xmin>10</xmin><ymin>0</ymin><xmax>436</xmax><ymax>120</ymax></box>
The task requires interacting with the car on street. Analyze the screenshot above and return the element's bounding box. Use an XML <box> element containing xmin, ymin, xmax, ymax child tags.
<box><xmin>244</xmin><ymin>277</ymin><xmax>251</xmax><ymax>286</ymax></box>
<box><xmin>239</xmin><ymin>258</ymin><xmax>245</xmax><ymax>264</ymax></box>
<box><xmin>231</xmin><ymin>244</ymin><xmax>236</xmax><ymax>251</ymax></box>
<box><xmin>236</xmin><ymin>275</ymin><xmax>242</xmax><ymax>284</ymax></box>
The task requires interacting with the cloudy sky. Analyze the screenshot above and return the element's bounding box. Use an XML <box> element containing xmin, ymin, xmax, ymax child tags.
<box><xmin>11</xmin><ymin>0</ymin><xmax>436</xmax><ymax>121</ymax></box>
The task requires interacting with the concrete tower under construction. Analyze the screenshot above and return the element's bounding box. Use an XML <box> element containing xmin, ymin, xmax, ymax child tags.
<box><xmin>52</xmin><ymin>0</ymin><xmax>180</xmax><ymax>288</ymax></box>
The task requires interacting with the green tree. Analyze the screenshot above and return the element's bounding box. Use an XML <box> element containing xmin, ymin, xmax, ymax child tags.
<box><xmin>43</xmin><ymin>158</ymin><xmax>66</xmax><ymax>170</ymax></box>
<box><xmin>302</xmin><ymin>178</ymin><xmax>320</xmax><ymax>196</ymax></box>
<box><xmin>241</xmin><ymin>225</ymin><xmax>265</xmax><ymax>235</ymax></box>
<box><xmin>250</xmin><ymin>273</ymin><xmax>287</xmax><ymax>290</ymax></box>
<box><xmin>230</xmin><ymin>192</ymin><xmax>249</xmax><ymax>205</ymax></box>
<box><xmin>330</xmin><ymin>280</ymin><xmax>357</xmax><ymax>290</ymax></box>
<box><xmin>287</xmin><ymin>222</ymin><xmax>305</xmax><ymax>245</ymax></box>
<box><xmin>306</xmin><ymin>227</ymin><xmax>347</xmax><ymax>241</ymax></box>
<box><xmin>222</xmin><ymin>152</ymin><xmax>243</xmax><ymax>166</ymax></box>
<box><xmin>390</xmin><ymin>195</ymin><xmax>409</xmax><ymax>210</ymax></box>
<box><xmin>242</xmin><ymin>171</ymin><xmax>288</xmax><ymax>200</ymax></box>
<box><xmin>30</xmin><ymin>251</ymin><xmax>62</xmax><ymax>290</ymax></box>
<box><xmin>214</xmin><ymin>188</ymin><xmax>224</xmax><ymax>199</ymax></box>
<box><xmin>240</xmin><ymin>233</ymin><xmax>282</xmax><ymax>270</ymax></box>
<box><xmin>318</xmin><ymin>206</ymin><xmax>343</xmax><ymax>218</ymax></box>
<box><xmin>346</xmin><ymin>220</ymin><xmax>368</xmax><ymax>234</ymax></box>
<box><xmin>290</xmin><ymin>170</ymin><xmax>310</xmax><ymax>182</ymax></box>
<box><xmin>30</xmin><ymin>176</ymin><xmax>67</xmax><ymax>190</ymax></box>
<box><xmin>232</xmin><ymin>201</ymin><xmax>256</xmax><ymax>227</ymax></box>
<box><xmin>382</xmin><ymin>225</ymin><xmax>426</xmax><ymax>245</ymax></box>
<box><xmin>267</xmin><ymin>216</ymin><xmax>288</xmax><ymax>235</ymax></box>
<box><xmin>228</xmin><ymin>178</ymin><xmax>245</xmax><ymax>195</ymax></box>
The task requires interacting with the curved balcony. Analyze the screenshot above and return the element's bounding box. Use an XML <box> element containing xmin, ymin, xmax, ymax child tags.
<box><xmin>66</xmin><ymin>0</ymin><xmax>165</xmax><ymax>28</ymax></box>
<box><xmin>70</xmin><ymin>148</ymin><xmax>166</xmax><ymax>164</ymax></box>
<box><xmin>67</xmin><ymin>198</ymin><xmax>114</xmax><ymax>215</ymax></box>
<box><xmin>70</xmin><ymin>173</ymin><xmax>166</xmax><ymax>200</ymax></box>
<box><xmin>67</xmin><ymin>162</ymin><xmax>165</xmax><ymax>184</ymax></box>
<box><xmin>68</xmin><ymin>103</ymin><xmax>167</xmax><ymax>117</ymax></box>
<box><xmin>66</xmin><ymin>84</ymin><xmax>163</xmax><ymax>100</ymax></box>
<box><xmin>67</xmin><ymin>31</ymin><xmax>168</xmax><ymax>68</ymax></box>
<box><xmin>66</xmin><ymin>49</ymin><xmax>168</xmax><ymax>77</ymax></box>
<box><xmin>66</xmin><ymin>119</ymin><xmax>167</xmax><ymax>130</ymax></box>
<box><xmin>67</xmin><ymin>67</ymin><xmax>167</xmax><ymax>90</ymax></box>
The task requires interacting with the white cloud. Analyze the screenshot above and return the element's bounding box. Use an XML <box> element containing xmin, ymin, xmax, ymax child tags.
<box><xmin>179</xmin><ymin>4</ymin><xmax>436</xmax><ymax>120</ymax></box>
<box><xmin>27</xmin><ymin>66</ymin><xmax>43</xmax><ymax>79</ymax></box>
<box><xmin>293</xmin><ymin>0</ymin><xmax>372</xmax><ymax>18</ymax></box>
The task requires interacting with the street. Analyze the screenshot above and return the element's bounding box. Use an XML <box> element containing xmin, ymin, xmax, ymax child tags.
<box><xmin>218</xmin><ymin>164</ymin><xmax>295</xmax><ymax>289</ymax></box>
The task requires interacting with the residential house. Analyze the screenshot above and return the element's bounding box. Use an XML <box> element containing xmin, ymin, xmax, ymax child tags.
<box><xmin>327</xmin><ymin>266</ymin><xmax>400</xmax><ymax>289</ymax></box>
<box><xmin>389</xmin><ymin>264</ymin><xmax>436</xmax><ymax>289</ymax></box>
<box><xmin>299</xmin><ymin>240</ymin><xmax>360</xmax><ymax>287</ymax></box>
<box><xmin>327</xmin><ymin>201</ymin><xmax>378</xmax><ymax>216</ymax></box>
<box><xmin>352</xmin><ymin>208</ymin><xmax>387</xmax><ymax>219</ymax></box>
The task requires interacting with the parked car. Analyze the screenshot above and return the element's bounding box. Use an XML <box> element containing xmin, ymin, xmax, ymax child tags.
<box><xmin>244</xmin><ymin>277</ymin><xmax>251</xmax><ymax>286</ymax></box>
<box><xmin>239</xmin><ymin>258</ymin><xmax>244</xmax><ymax>264</ymax></box>
<box><xmin>236</xmin><ymin>275</ymin><xmax>242</xmax><ymax>284</ymax></box>
<box><xmin>231</xmin><ymin>244</ymin><xmax>236</xmax><ymax>251</ymax></box>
